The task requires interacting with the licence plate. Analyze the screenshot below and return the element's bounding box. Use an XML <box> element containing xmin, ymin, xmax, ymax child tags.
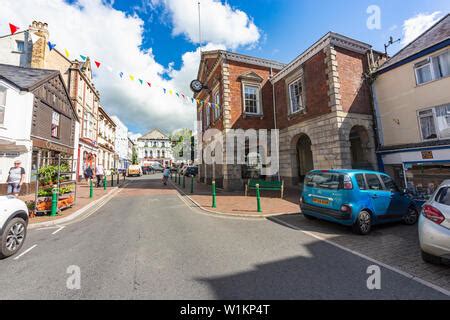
<box><xmin>313</xmin><ymin>198</ymin><xmax>330</xmax><ymax>205</ymax></box>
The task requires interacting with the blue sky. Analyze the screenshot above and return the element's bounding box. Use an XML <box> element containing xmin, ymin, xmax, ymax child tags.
<box><xmin>2</xmin><ymin>0</ymin><xmax>449</xmax><ymax>135</ymax></box>
<box><xmin>115</xmin><ymin>0</ymin><xmax>450</xmax><ymax>68</ymax></box>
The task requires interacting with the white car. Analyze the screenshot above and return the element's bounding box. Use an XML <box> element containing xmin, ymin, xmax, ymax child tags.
<box><xmin>0</xmin><ymin>196</ymin><xmax>29</xmax><ymax>259</ymax></box>
<box><xmin>419</xmin><ymin>180</ymin><xmax>450</xmax><ymax>265</ymax></box>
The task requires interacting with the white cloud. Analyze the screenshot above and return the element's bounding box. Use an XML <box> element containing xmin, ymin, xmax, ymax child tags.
<box><xmin>402</xmin><ymin>11</ymin><xmax>442</xmax><ymax>46</ymax></box>
<box><xmin>152</xmin><ymin>0</ymin><xmax>260</xmax><ymax>49</ymax></box>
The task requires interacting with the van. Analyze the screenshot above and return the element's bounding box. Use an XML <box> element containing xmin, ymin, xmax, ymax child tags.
<box><xmin>127</xmin><ymin>165</ymin><xmax>142</xmax><ymax>177</ymax></box>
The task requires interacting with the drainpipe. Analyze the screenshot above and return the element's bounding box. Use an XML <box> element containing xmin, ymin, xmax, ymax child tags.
<box><xmin>270</xmin><ymin>67</ymin><xmax>281</xmax><ymax>181</ymax></box>
<box><xmin>370</xmin><ymin>80</ymin><xmax>385</xmax><ymax>172</ymax></box>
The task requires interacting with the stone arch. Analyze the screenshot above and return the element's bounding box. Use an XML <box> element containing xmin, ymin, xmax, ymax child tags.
<box><xmin>349</xmin><ymin>125</ymin><xmax>375</xmax><ymax>170</ymax></box>
<box><xmin>290</xmin><ymin>133</ymin><xmax>314</xmax><ymax>185</ymax></box>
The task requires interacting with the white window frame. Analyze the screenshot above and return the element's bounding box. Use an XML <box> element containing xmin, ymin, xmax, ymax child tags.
<box><xmin>51</xmin><ymin>111</ymin><xmax>60</xmax><ymax>138</ymax></box>
<box><xmin>288</xmin><ymin>77</ymin><xmax>304</xmax><ymax>114</ymax></box>
<box><xmin>415</xmin><ymin>50</ymin><xmax>450</xmax><ymax>85</ymax></box>
<box><xmin>15</xmin><ymin>40</ymin><xmax>25</xmax><ymax>53</ymax></box>
<box><xmin>0</xmin><ymin>86</ymin><xmax>6</xmax><ymax>126</ymax></box>
<box><xmin>242</xmin><ymin>82</ymin><xmax>262</xmax><ymax>115</ymax></box>
<box><xmin>417</xmin><ymin>104</ymin><xmax>450</xmax><ymax>141</ymax></box>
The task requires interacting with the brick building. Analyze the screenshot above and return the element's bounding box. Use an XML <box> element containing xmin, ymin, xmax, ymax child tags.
<box><xmin>195</xmin><ymin>33</ymin><xmax>385</xmax><ymax>191</ymax></box>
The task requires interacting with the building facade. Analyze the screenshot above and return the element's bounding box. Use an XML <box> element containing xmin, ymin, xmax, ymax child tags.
<box><xmin>137</xmin><ymin>129</ymin><xmax>173</xmax><ymax>167</ymax></box>
<box><xmin>195</xmin><ymin>34</ymin><xmax>384</xmax><ymax>191</ymax></box>
<box><xmin>374</xmin><ymin>14</ymin><xmax>450</xmax><ymax>201</ymax></box>
<box><xmin>0</xmin><ymin>64</ymin><xmax>78</xmax><ymax>194</ymax></box>
<box><xmin>111</xmin><ymin>115</ymin><xmax>130</xmax><ymax>171</ymax></box>
<box><xmin>97</xmin><ymin>106</ymin><xmax>116</xmax><ymax>172</ymax></box>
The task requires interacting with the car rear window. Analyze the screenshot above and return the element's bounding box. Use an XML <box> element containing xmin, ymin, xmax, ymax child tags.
<box><xmin>355</xmin><ymin>174</ymin><xmax>367</xmax><ymax>190</ymax></box>
<box><xmin>435</xmin><ymin>187</ymin><xmax>450</xmax><ymax>206</ymax></box>
<box><xmin>305</xmin><ymin>172</ymin><xmax>345</xmax><ymax>190</ymax></box>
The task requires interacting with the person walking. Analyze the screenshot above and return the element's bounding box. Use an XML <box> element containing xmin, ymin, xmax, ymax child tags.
<box><xmin>162</xmin><ymin>166</ymin><xmax>170</xmax><ymax>186</ymax></box>
<box><xmin>95</xmin><ymin>163</ymin><xmax>105</xmax><ymax>188</ymax></box>
<box><xmin>7</xmin><ymin>160</ymin><xmax>26</xmax><ymax>197</ymax></box>
<box><xmin>84</xmin><ymin>165</ymin><xmax>93</xmax><ymax>182</ymax></box>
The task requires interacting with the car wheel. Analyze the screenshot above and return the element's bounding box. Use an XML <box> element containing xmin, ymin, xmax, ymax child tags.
<box><xmin>421</xmin><ymin>250</ymin><xmax>441</xmax><ymax>265</ymax></box>
<box><xmin>352</xmin><ymin>210</ymin><xmax>372</xmax><ymax>235</ymax></box>
<box><xmin>403</xmin><ymin>207</ymin><xmax>419</xmax><ymax>225</ymax></box>
<box><xmin>303</xmin><ymin>213</ymin><xmax>316</xmax><ymax>220</ymax></box>
<box><xmin>0</xmin><ymin>217</ymin><xmax>27</xmax><ymax>259</ymax></box>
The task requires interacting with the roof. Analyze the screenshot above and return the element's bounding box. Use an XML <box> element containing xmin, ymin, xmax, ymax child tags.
<box><xmin>0</xmin><ymin>63</ymin><xmax>59</xmax><ymax>91</ymax></box>
<box><xmin>138</xmin><ymin>129</ymin><xmax>169</xmax><ymax>140</ymax></box>
<box><xmin>272</xmin><ymin>32</ymin><xmax>372</xmax><ymax>83</ymax></box>
<box><xmin>377</xmin><ymin>14</ymin><xmax>450</xmax><ymax>74</ymax></box>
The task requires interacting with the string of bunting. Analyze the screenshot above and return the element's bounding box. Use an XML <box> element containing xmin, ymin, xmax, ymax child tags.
<box><xmin>5</xmin><ymin>22</ymin><xmax>218</xmax><ymax>111</ymax></box>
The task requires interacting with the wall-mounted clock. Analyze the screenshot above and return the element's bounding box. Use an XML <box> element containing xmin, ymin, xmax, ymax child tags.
<box><xmin>190</xmin><ymin>79</ymin><xmax>204</xmax><ymax>93</ymax></box>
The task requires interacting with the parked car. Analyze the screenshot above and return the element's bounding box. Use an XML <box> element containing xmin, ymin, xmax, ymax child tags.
<box><xmin>183</xmin><ymin>166</ymin><xmax>198</xmax><ymax>177</ymax></box>
<box><xmin>419</xmin><ymin>180</ymin><xmax>450</xmax><ymax>265</ymax></box>
<box><xmin>300</xmin><ymin>170</ymin><xmax>419</xmax><ymax>235</ymax></box>
<box><xmin>150</xmin><ymin>163</ymin><xmax>164</xmax><ymax>173</ymax></box>
<box><xmin>0</xmin><ymin>196</ymin><xmax>29</xmax><ymax>259</ymax></box>
<box><xmin>127</xmin><ymin>165</ymin><xmax>142</xmax><ymax>177</ymax></box>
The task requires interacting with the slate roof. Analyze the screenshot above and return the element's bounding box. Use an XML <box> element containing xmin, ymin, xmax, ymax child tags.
<box><xmin>0</xmin><ymin>63</ymin><xmax>59</xmax><ymax>91</ymax></box>
<box><xmin>139</xmin><ymin>129</ymin><xmax>169</xmax><ymax>140</ymax></box>
<box><xmin>377</xmin><ymin>14</ymin><xmax>450</xmax><ymax>73</ymax></box>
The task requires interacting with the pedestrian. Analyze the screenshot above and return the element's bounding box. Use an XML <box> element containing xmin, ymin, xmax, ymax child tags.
<box><xmin>95</xmin><ymin>163</ymin><xmax>105</xmax><ymax>188</ymax></box>
<box><xmin>162</xmin><ymin>166</ymin><xmax>170</xmax><ymax>186</ymax></box>
<box><xmin>84</xmin><ymin>165</ymin><xmax>93</xmax><ymax>182</ymax></box>
<box><xmin>7</xmin><ymin>160</ymin><xmax>26</xmax><ymax>197</ymax></box>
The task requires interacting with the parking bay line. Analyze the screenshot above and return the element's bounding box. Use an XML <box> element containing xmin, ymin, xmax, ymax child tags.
<box><xmin>269</xmin><ymin>216</ymin><xmax>450</xmax><ymax>297</ymax></box>
<box><xmin>13</xmin><ymin>244</ymin><xmax>37</xmax><ymax>260</ymax></box>
<box><xmin>51</xmin><ymin>226</ymin><xmax>65</xmax><ymax>235</ymax></box>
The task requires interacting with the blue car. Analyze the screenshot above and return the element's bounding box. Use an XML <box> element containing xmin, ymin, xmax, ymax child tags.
<box><xmin>300</xmin><ymin>169</ymin><xmax>419</xmax><ymax>235</ymax></box>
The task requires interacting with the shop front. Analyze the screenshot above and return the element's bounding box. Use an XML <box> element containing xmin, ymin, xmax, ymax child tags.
<box><xmin>381</xmin><ymin>146</ymin><xmax>450</xmax><ymax>205</ymax></box>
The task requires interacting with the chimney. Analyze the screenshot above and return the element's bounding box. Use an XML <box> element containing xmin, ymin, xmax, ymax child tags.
<box><xmin>28</xmin><ymin>21</ymin><xmax>49</xmax><ymax>69</ymax></box>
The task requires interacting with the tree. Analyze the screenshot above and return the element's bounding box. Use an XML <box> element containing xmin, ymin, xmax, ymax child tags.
<box><xmin>132</xmin><ymin>147</ymin><xmax>138</xmax><ymax>165</ymax></box>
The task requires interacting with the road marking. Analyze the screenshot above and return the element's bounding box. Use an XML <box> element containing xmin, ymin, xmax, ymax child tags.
<box><xmin>52</xmin><ymin>226</ymin><xmax>65</xmax><ymax>235</ymax></box>
<box><xmin>269</xmin><ymin>216</ymin><xmax>450</xmax><ymax>297</ymax></box>
<box><xmin>13</xmin><ymin>244</ymin><xmax>37</xmax><ymax>260</ymax></box>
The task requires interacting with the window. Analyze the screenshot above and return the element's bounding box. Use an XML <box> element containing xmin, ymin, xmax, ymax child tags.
<box><xmin>355</xmin><ymin>174</ymin><xmax>367</xmax><ymax>190</ymax></box>
<box><xmin>435</xmin><ymin>187</ymin><xmax>450</xmax><ymax>206</ymax></box>
<box><xmin>83</xmin><ymin>112</ymin><xmax>94</xmax><ymax>140</ymax></box>
<box><xmin>415</xmin><ymin>51</ymin><xmax>450</xmax><ymax>85</ymax></box>
<box><xmin>214</xmin><ymin>91</ymin><xmax>221</xmax><ymax>120</ymax></box>
<box><xmin>243</xmin><ymin>84</ymin><xmax>260</xmax><ymax>115</ymax></box>
<box><xmin>206</xmin><ymin>105</ymin><xmax>211</xmax><ymax>127</ymax></box>
<box><xmin>380</xmin><ymin>175</ymin><xmax>399</xmax><ymax>192</ymax></box>
<box><xmin>434</xmin><ymin>104</ymin><xmax>450</xmax><ymax>139</ymax></box>
<box><xmin>304</xmin><ymin>172</ymin><xmax>343</xmax><ymax>190</ymax></box>
<box><xmin>418</xmin><ymin>109</ymin><xmax>437</xmax><ymax>140</ymax></box>
<box><xmin>51</xmin><ymin>111</ymin><xmax>60</xmax><ymax>138</ymax></box>
<box><xmin>289</xmin><ymin>78</ymin><xmax>304</xmax><ymax>114</ymax></box>
<box><xmin>0</xmin><ymin>86</ymin><xmax>6</xmax><ymax>125</ymax></box>
<box><xmin>366</xmin><ymin>174</ymin><xmax>383</xmax><ymax>191</ymax></box>
<box><xmin>15</xmin><ymin>41</ymin><xmax>25</xmax><ymax>53</ymax></box>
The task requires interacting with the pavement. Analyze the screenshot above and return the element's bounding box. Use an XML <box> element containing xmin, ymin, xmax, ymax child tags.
<box><xmin>0</xmin><ymin>174</ymin><xmax>448</xmax><ymax>299</ymax></box>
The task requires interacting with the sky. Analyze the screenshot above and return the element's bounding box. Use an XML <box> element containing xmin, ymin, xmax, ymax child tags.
<box><xmin>0</xmin><ymin>0</ymin><xmax>449</xmax><ymax>138</ymax></box>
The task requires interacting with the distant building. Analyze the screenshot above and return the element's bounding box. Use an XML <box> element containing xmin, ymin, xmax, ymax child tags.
<box><xmin>97</xmin><ymin>106</ymin><xmax>116</xmax><ymax>172</ymax></box>
<box><xmin>137</xmin><ymin>129</ymin><xmax>174</xmax><ymax>167</ymax></box>
<box><xmin>111</xmin><ymin>115</ymin><xmax>130</xmax><ymax>171</ymax></box>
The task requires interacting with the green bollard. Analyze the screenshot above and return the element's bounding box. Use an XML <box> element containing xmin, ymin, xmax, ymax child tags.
<box><xmin>256</xmin><ymin>183</ymin><xmax>262</xmax><ymax>213</ymax></box>
<box><xmin>212</xmin><ymin>180</ymin><xmax>217</xmax><ymax>208</ymax></box>
<box><xmin>89</xmin><ymin>178</ymin><xmax>94</xmax><ymax>198</ymax></box>
<box><xmin>51</xmin><ymin>186</ymin><xmax>58</xmax><ymax>216</ymax></box>
<box><xmin>182</xmin><ymin>175</ymin><xmax>186</xmax><ymax>188</ymax></box>
<box><xmin>191</xmin><ymin>176</ymin><xmax>194</xmax><ymax>194</ymax></box>
<box><xmin>117</xmin><ymin>173</ymin><xmax>119</xmax><ymax>185</ymax></box>
<box><xmin>111</xmin><ymin>174</ymin><xmax>114</xmax><ymax>187</ymax></box>
<box><xmin>103</xmin><ymin>175</ymin><xmax>107</xmax><ymax>190</ymax></box>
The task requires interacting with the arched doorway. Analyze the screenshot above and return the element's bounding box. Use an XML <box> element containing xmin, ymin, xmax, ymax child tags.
<box><xmin>296</xmin><ymin>134</ymin><xmax>314</xmax><ymax>183</ymax></box>
<box><xmin>349</xmin><ymin>126</ymin><xmax>373</xmax><ymax>170</ymax></box>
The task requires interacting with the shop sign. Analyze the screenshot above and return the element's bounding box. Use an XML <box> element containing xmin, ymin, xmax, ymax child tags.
<box><xmin>32</xmin><ymin>138</ymin><xmax>73</xmax><ymax>155</ymax></box>
<box><xmin>421</xmin><ymin>151</ymin><xmax>434</xmax><ymax>160</ymax></box>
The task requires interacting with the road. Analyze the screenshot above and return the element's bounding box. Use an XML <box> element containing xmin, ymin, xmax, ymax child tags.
<box><xmin>0</xmin><ymin>175</ymin><xmax>448</xmax><ymax>299</ymax></box>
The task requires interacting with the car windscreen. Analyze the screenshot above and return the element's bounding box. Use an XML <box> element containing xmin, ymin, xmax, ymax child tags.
<box><xmin>435</xmin><ymin>187</ymin><xmax>450</xmax><ymax>206</ymax></box>
<box><xmin>304</xmin><ymin>172</ymin><xmax>344</xmax><ymax>190</ymax></box>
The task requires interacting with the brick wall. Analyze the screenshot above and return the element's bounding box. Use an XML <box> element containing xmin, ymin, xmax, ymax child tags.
<box><xmin>335</xmin><ymin>47</ymin><xmax>372</xmax><ymax>115</ymax></box>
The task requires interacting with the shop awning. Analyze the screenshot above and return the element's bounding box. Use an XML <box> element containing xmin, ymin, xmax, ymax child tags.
<box><xmin>0</xmin><ymin>140</ymin><xmax>29</xmax><ymax>153</ymax></box>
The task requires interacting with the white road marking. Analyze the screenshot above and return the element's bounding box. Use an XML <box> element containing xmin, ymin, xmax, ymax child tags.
<box><xmin>13</xmin><ymin>244</ymin><xmax>37</xmax><ymax>260</ymax></box>
<box><xmin>52</xmin><ymin>226</ymin><xmax>65</xmax><ymax>235</ymax></box>
<box><xmin>269</xmin><ymin>216</ymin><xmax>450</xmax><ymax>297</ymax></box>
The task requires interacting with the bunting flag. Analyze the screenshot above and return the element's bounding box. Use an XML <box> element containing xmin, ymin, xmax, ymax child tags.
<box><xmin>119</xmin><ymin>72</ymin><xmax>124</xmax><ymax>78</ymax></box>
<box><xmin>169</xmin><ymin>90</ymin><xmax>173</xmax><ymax>95</ymax></box>
<box><xmin>30</xmin><ymin>33</ymin><xmax>40</xmax><ymax>44</ymax></box>
<box><xmin>47</xmin><ymin>41</ymin><xmax>56</xmax><ymax>51</ymax></box>
<box><xmin>9</xmin><ymin>23</ymin><xmax>19</xmax><ymax>35</ymax></box>
<box><xmin>163</xmin><ymin>88</ymin><xmax>167</xmax><ymax>94</ymax></box>
<box><xmin>138</xmin><ymin>79</ymin><xmax>143</xmax><ymax>85</ymax></box>
<box><xmin>80</xmin><ymin>54</ymin><xmax>87</xmax><ymax>61</ymax></box>
<box><xmin>64</xmin><ymin>48</ymin><xmax>70</xmax><ymax>58</ymax></box>
<box><xmin>147</xmin><ymin>82</ymin><xmax>152</xmax><ymax>87</ymax></box>
<box><xmin>94</xmin><ymin>61</ymin><xmax>101</xmax><ymax>68</ymax></box>
<box><xmin>129</xmin><ymin>75</ymin><xmax>135</xmax><ymax>81</ymax></box>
